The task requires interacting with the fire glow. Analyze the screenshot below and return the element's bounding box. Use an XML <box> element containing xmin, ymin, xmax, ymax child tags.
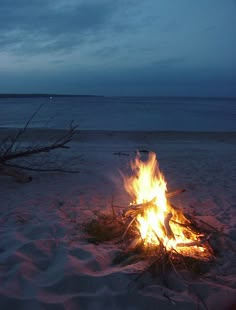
<box><xmin>123</xmin><ymin>152</ymin><xmax>212</xmax><ymax>260</ymax></box>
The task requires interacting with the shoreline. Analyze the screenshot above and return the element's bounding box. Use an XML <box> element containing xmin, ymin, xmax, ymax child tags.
<box><xmin>1</xmin><ymin>127</ymin><xmax>236</xmax><ymax>142</ymax></box>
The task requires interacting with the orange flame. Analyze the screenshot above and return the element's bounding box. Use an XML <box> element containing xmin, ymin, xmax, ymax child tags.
<box><xmin>123</xmin><ymin>152</ymin><xmax>211</xmax><ymax>259</ymax></box>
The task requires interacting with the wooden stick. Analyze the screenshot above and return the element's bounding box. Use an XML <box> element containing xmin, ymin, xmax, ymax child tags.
<box><xmin>110</xmin><ymin>195</ymin><xmax>116</xmax><ymax>218</ymax></box>
<box><xmin>124</xmin><ymin>190</ymin><xmax>185</xmax><ymax>216</ymax></box>
<box><xmin>166</xmin><ymin>189</ymin><xmax>186</xmax><ymax>198</ymax></box>
<box><xmin>176</xmin><ymin>233</ymin><xmax>213</xmax><ymax>247</ymax></box>
<box><xmin>1</xmin><ymin>123</ymin><xmax>77</xmax><ymax>163</ymax></box>
<box><xmin>170</xmin><ymin>219</ymin><xmax>189</xmax><ymax>227</ymax></box>
<box><xmin>122</xmin><ymin>216</ymin><xmax>137</xmax><ymax>240</ymax></box>
<box><xmin>164</xmin><ymin>212</ymin><xmax>175</xmax><ymax>239</ymax></box>
<box><xmin>0</xmin><ymin>164</ymin><xmax>32</xmax><ymax>182</ymax></box>
<box><xmin>124</xmin><ymin>197</ymin><xmax>156</xmax><ymax>218</ymax></box>
<box><xmin>126</xmin><ymin>237</ymin><xmax>142</xmax><ymax>252</ymax></box>
<box><xmin>150</xmin><ymin>225</ymin><xmax>164</xmax><ymax>246</ymax></box>
<box><xmin>129</xmin><ymin>197</ymin><xmax>156</xmax><ymax>210</ymax></box>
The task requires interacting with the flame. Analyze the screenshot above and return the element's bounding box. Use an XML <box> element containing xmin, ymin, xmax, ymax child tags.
<box><xmin>123</xmin><ymin>152</ymin><xmax>211</xmax><ymax>259</ymax></box>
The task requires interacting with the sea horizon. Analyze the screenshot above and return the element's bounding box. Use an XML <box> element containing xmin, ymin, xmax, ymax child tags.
<box><xmin>0</xmin><ymin>95</ymin><xmax>235</xmax><ymax>131</ymax></box>
<box><xmin>0</xmin><ymin>93</ymin><xmax>236</xmax><ymax>101</ymax></box>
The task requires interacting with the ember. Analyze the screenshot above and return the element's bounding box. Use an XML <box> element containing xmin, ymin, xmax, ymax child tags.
<box><xmin>123</xmin><ymin>152</ymin><xmax>212</xmax><ymax>260</ymax></box>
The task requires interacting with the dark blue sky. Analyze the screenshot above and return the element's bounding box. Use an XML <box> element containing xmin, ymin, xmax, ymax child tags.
<box><xmin>0</xmin><ymin>0</ymin><xmax>235</xmax><ymax>96</ymax></box>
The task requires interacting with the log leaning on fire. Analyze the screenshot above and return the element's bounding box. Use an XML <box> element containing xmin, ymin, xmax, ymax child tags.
<box><xmin>124</xmin><ymin>189</ymin><xmax>185</xmax><ymax>217</ymax></box>
<box><xmin>176</xmin><ymin>233</ymin><xmax>213</xmax><ymax>248</ymax></box>
<box><xmin>124</xmin><ymin>197</ymin><xmax>156</xmax><ymax>218</ymax></box>
<box><xmin>122</xmin><ymin>190</ymin><xmax>185</xmax><ymax>241</ymax></box>
<box><xmin>164</xmin><ymin>212</ymin><xmax>175</xmax><ymax>239</ymax></box>
<box><xmin>166</xmin><ymin>189</ymin><xmax>186</xmax><ymax>198</ymax></box>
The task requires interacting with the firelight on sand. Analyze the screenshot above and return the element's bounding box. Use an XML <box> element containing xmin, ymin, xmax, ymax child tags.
<box><xmin>123</xmin><ymin>152</ymin><xmax>212</xmax><ymax>260</ymax></box>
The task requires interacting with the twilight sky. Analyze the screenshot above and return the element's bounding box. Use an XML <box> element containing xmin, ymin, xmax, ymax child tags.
<box><xmin>0</xmin><ymin>0</ymin><xmax>235</xmax><ymax>96</ymax></box>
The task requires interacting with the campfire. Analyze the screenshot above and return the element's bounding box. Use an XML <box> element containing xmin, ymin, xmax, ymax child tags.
<box><xmin>122</xmin><ymin>152</ymin><xmax>212</xmax><ymax>261</ymax></box>
<box><xmin>85</xmin><ymin>151</ymin><xmax>213</xmax><ymax>265</ymax></box>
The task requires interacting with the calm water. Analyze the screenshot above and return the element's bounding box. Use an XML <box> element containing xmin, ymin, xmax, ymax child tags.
<box><xmin>0</xmin><ymin>96</ymin><xmax>235</xmax><ymax>131</ymax></box>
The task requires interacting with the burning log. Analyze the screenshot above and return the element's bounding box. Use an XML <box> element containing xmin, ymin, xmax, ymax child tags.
<box><xmin>124</xmin><ymin>197</ymin><xmax>156</xmax><ymax>218</ymax></box>
<box><xmin>124</xmin><ymin>190</ymin><xmax>185</xmax><ymax>217</ymax></box>
<box><xmin>166</xmin><ymin>188</ymin><xmax>186</xmax><ymax>198</ymax></box>
<box><xmin>176</xmin><ymin>233</ymin><xmax>213</xmax><ymax>248</ymax></box>
<box><xmin>163</xmin><ymin>212</ymin><xmax>175</xmax><ymax>239</ymax></box>
<box><xmin>129</xmin><ymin>197</ymin><xmax>156</xmax><ymax>210</ymax></box>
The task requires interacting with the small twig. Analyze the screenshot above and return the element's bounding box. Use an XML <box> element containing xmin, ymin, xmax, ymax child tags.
<box><xmin>86</xmin><ymin>207</ymin><xmax>106</xmax><ymax>219</ymax></box>
<box><xmin>163</xmin><ymin>292</ymin><xmax>176</xmax><ymax>305</ymax></box>
<box><xmin>0</xmin><ymin>163</ymin><xmax>32</xmax><ymax>182</ymax></box>
<box><xmin>4</xmin><ymin>162</ymin><xmax>80</xmax><ymax>173</ymax></box>
<box><xmin>125</xmin><ymin>237</ymin><xmax>142</xmax><ymax>252</ymax></box>
<box><xmin>129</xmin><ymin>197</ymin><xmax>156</xmax><ymax>210</ymax></box>
<box><xmin>122</xmin><ymin>216</ymin><xmax>137</xmax><ymax>240</ymax></box>
<box><xmin>124</xmin><ymin>198</ymin><xmax>156</xmax><ymax>219</ymax></box>
<box><xmin>164</xmin><ymin>212</ymin><xmax>175</xmax><ymax>239</ymax></box>
<box><xmin>150</xmin><ymin>225</ymin><xmax>164</xmax><ymax>246</ymax></box>
<box><xmin>166</xmin><ymin>188</ymin><xmax>186</xmax><ymax>198</ymax></box>
<box><xmin>169</xmin><ymin>251</ymin><xmax>209</xmax><ymax>310</ymax></box>
<box><xmin>111</xmin><ymin>195</ymin><xmax>116</xmax><ymax>218</ymax></box>
<box><xmin>171</xmin><ymin>219</ymin><xmax>190</xmax><ymax>227</ymax></box>
<box><xmin>188</xmin><ymin>215</ymin><xmax>220</xmax><ymax>233</ymax></box>
<box><xmin>112</xmin><ymin>205</ymin><xmax>126</xmax><ymax>209</ymax></box>
<box><xmin>3</xmin><ymin>103</ymin><xmax>45</xmax><ymax>156</ymax></box>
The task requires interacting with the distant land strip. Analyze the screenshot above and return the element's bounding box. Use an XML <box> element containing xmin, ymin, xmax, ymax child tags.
<box><xmin>0</xmin><ymin>94</ymin><xmax>104</xmax><ymax>98</ymax></box>
<box><xmin>0</xmin><ymin>94</ymin><xmax>235</xmax><ymax>100</ymax></box>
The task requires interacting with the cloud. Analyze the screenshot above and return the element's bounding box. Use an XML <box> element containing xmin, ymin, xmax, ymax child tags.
<box><xmin>0</xmin><ymin>0</ymin><xmax>118</xmax><ymax>55</ymax></box>
<box><xmin>152</xmin><ymin>57</ymin><xmax>185</xmax><ymax>68</ymax></box>
<box><xmin>0</xmin><ymin>0</ymin><xmax>235</xmax><ymax>97</ymax></box>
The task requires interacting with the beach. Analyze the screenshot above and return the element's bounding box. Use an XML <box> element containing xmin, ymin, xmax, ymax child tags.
<box><xmin>0</xmin><ymin>129</ymin><xmax>236</xmax><ymax>309</ymax></box>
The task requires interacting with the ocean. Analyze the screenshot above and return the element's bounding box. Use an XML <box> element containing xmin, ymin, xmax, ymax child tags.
<box><xmin>0</xmin><ymin>96</ymin><xmax>235</xmax><ymax>131</ymax></box>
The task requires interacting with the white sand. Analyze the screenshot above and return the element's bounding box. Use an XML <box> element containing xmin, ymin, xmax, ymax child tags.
<box><xmin>0</xmin><ymin>130</ymin><xmax>236</xmax><ymax>309</ymax></box>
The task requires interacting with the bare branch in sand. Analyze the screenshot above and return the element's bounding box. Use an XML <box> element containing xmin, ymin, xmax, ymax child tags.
<box><xmin>0</xmin><ymin>105</ymin><xmax>79</xmax><ymax>182</ymax></box>
<box><xmin>0</xmin><ymin>163</ymin><xmax>32</xmax><ymax>183</ymax></box>
<box><xmin>4</xmin><ymin>162</ymin><xmax>80</xmax><ymax>174</ymax></box>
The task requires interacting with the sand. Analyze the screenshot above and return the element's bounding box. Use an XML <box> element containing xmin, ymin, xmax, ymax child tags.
<box><xmin>0</xmin><ymin>129</ymin><xmax>236</xmax><ymax>309</ymax></box>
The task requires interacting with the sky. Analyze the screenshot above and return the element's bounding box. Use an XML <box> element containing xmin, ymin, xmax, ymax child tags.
<box><xmin>0</xmin><ymin>0</ymin><xmax>236</xmax><ymax>96</ymax></box>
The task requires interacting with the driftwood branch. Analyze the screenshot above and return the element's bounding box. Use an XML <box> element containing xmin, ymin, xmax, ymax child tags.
<box><xmin>0</xmin><ymin>124</ymin><xmax>76</xmax><ymax>163</ymax></box>
<box><xmin>0</xmin><ymin>164</ymin><xmax>32</xmax><ymax>182</ymax></box>
<box><xmin>0</xmin><ymin>104</ymin><xmax>78</xmax><ymax>182</ymax></box>
<box><xmin>4</xmin><ymin>162</ymin><xmax>80</xmax><ymax>174</ymax></box>
<box><xmin>2</xmin><ymin>103</ymin><xmax>45</xmax><ymax>157</ymax></box>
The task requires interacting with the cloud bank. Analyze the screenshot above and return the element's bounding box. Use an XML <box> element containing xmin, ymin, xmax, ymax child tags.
<box><xmin>0</xmin><ymin>0</ymin><xmax>235</xmax><ymax>96</ymax></box>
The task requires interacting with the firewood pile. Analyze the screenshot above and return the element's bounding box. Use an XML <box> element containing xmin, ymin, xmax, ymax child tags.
<box><xmin>84</xmin><ymin>152</ymin><xmax>216</xmax><ymax>285</ymax></box>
